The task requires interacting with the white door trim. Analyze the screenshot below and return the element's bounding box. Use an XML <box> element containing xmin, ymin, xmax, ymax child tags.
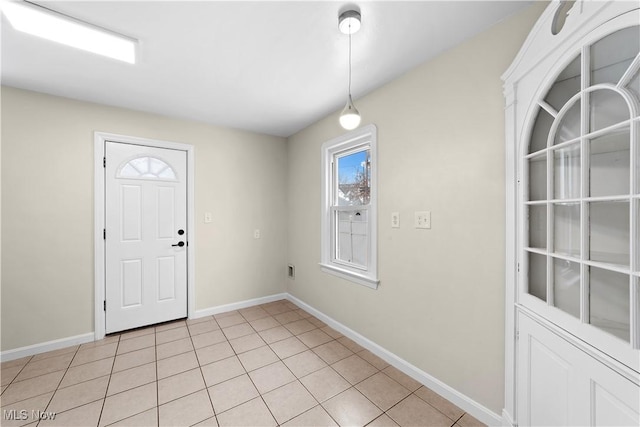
<box><xmin>94</xmin><ymin>132</ymin><xmax>195</xmax><ymax>340</ymax></box>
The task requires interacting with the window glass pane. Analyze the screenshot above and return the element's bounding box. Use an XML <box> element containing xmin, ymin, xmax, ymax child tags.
<box><xmin>117</xmin><ymin>156</ymin><xmax>176</xmax><ymax>180</ymax></box>
<box><xmin>590</xmin><ymin>267</ymin><xmax>630</xmax><ymax>342</ymax></box>
<box><xmin>553</xmin><ymin>258</ymin><xmax>580</xmax><ymax>318</ymax></box>
<box><xmin>554</xmin><ymin>100</ymin><xmax>581</xmax><ymax>144</ymax></box>
<box><xmin>591</xmin><ymin>26</ymin><xmax>640</xmax><ymax>86</ymax></box>
<box><xmin>554</xmin><ymin>203</ymin><xmax>580</xmax><ymax>258</ymax></box>
<box><xmin>336</xmin><ymin>210</ymin><xmax>368</xmax><ymax>268</ymax></box>
<box><xmin>589</xmin><ymin>201</ymin><xmax>630</xmax><ymax>266</ymax></box>
<box><xmin>528</xmin><ymin>252</ymin><xmax>547</xmax><ymax>302</ymax></box>
<box><xmin>590</xmin><ymin>90</ymin><xmax>630</xmax><ymax>132</ymax></box>
<box><xmin>119</xmin><ymin>163</ymin><xmax>139</xmax><ymax>178</ymax></box>
<box><xmin>337</xmin><ymin>149</ymin><xmax>370</xmax><ymax>206</ymax></box>
<box><xmin>636</xmin><ymin>124</ymin><xmax>640</xmax><ymax>194</ymax></box>
<box><xmin>589</xmin><ymin>128</ymin><xmax>630</xmax><ymax>197</ymax></box>
<box><xmin>528</xmin><ymin>205</ymin><xmax>547</xmax><ymax>250</ymax></box>
<box><xmin>149</xmin><ymin>157</ymin><xmax>167</xmax><ymax>175</ymax></box>
<box><xmin>636</xmin><ymin>201</ymin><xmax>640</xmax><ymax>273</ymax></box>
<box><xmin>627</xmin><ymin>66</ymin><xmax>640</xmax><ymax>103</ymax></box>
<box><xmin>159</xmin><ymin>168</ymin><xmax>176</xmax><ymax>179</ymax></box>
<box><xmin>545</xmin><ymin>54</ymin><xmax>581</xmax><ymax>111</ymax></box>
<box><xmin>530</xmin><ymin>108</ymin><xmax>553</xmax><ymax>153</ymax></box>
<box><xmin>529</xmin><ymin>154</ymin><xmax>547</xmax><ymax>201</ymax></box>
<box><xmin>553</xmin><ymin>143</ymin><xmax>580</xmax><ymax>199</ymax></box>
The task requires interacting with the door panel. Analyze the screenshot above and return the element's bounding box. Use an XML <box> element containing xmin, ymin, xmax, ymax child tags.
<box><xmin>157</xmin><ymin>257</ymin><xmax>176</xmax><ymax>301</ymax></box>
<box><xmin>105</xmin><ymin>142</ymin><xmax>187</xmax><ymax>333</ymax></box>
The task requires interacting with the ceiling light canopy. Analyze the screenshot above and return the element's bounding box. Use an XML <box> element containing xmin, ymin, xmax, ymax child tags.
<box><xmin>338</xmin><ymin>10</ymin><xmax>361</xmax><ymax>35</ymax></box>
<box><xmin>1</xmin><ymin>0</ymin><xmax>137</xmax><ymax>63</ymax></box>
<box><xmin>338</xmin><ymin>8</ymin><xmax>362</xmax><ymax>130</ymax></box>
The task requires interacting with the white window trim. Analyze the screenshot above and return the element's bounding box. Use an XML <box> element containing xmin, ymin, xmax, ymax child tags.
<box><xmin>320</xmin><ymin>124</ymin><xmax>378</xmax><ymax>289</ymax></box>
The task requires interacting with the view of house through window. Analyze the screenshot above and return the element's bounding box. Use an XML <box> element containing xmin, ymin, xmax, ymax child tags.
<box><xmin>336</xmin><ymin>148</ymin><xmax>371</xmax><ymax>268</ymax></box>
<box><xmin>337</xmin><ymin>149</ymin><xmax>370</xmax><ymax>206</ymax></box>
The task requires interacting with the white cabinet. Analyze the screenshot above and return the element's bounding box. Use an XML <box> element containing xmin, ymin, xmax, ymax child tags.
<box><xmin>503</xmin><ymin>1</ymin><xmax>640</xmax><ymax>425</ymax></box>
<box><xmin>517</xmin><ymin>312</ymin><xmax>638</xmax><ymax>426</ymax></box>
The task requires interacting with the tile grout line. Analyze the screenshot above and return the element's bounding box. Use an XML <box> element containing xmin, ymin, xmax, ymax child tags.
<box><xmin>96</xmin><ymin>334</ymin><xmax>121</xmax><ymax>427</ymax></box>
<box><xmin>190</xmin><ymin>314</ymin><xmax>219</xmax><ymax>425</ymax></box>
<box><xmin>153</xmin><ymin>325</ymin><xmax>160</xmax><ymax>427</ymax></box>
<box><xmin>98</xmin><ymin>331</ymin><xmax>161</xmax><ymax>426</ymax></box>
<box><xmin>0</xmin><ymin>354</ymin><xmax>34</xmax><ymax>393</ymax></box>
<box><xmin>278</xmin><ymin>300</ymin><xmax>417</xmax><ymax>426</ymax></box>
<box><xmin>237</xmin><ymin>307</ymin><xmax>281</xmax><ymax>426</ymax></box>
<box><xmin>245</xmin><ymin>303</ymin><xmax>341</xmax><ymax>426</ymax></box>
<box><xmin>36</xmin><ymin>345</ymin><xmax>83</xmax><ymax>426</ymax></box>
<box><xmin>278</xmin><ymin>302</ymin><xmax>363</xmax><ymax>426</ymax></box>
<box><xmin>97</xmin><ymin>332</ymin><xmax>122</xmax><ymax>427</ymax></box>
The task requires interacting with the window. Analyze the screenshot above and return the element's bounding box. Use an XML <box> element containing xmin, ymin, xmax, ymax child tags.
<box><xmin>117</xmin><ymin>156</ymin><xmax>177</xmax><ymax>181</ymax></box>
<box><xmin>321</xmin><ymin>124</ymin><xmax>378</xmax><ymax>288</ymax></box>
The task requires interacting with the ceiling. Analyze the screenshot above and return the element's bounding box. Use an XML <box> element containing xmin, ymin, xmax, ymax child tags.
<box><xmin>1</xmin><ymin>1</ymin><xmax>531</xmax><ymax>137</ymax></box>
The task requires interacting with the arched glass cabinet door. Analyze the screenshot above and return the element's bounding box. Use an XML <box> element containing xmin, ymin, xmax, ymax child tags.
<box><xmin>523</xmin><ymin>24</ymin><xmax>639</xmax><ymax>355</ymax></box>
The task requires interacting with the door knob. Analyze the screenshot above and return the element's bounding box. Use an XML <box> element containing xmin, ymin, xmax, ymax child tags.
<box><xmin>172</xmin><ymin>241</ymin><xmax>185</xmax><ymax>247</ymax></box>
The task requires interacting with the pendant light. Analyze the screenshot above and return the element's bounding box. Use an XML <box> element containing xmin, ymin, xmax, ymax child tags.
<box><xmin>338</xmin><ymin>9</ymin><xmax>361</xmax><ymax>130</ymax></box>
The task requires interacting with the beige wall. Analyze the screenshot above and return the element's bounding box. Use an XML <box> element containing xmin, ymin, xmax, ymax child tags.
<box><xmin>1</xmin><ymin>87</ymin><xmax>287</xmax><ymax>351</ymax></box>
<box><xmin>286</xmin><ymin>3</ymin><xmax>545</xmax><ymax>414</ymax></box>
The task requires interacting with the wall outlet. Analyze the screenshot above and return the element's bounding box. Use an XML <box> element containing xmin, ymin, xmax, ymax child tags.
<box><xmin>391</xmin><ymin>212</ymin><xmax>400</xmax><ymax>228</ymax></box>
<box><xmin>254</xmin><ymin>229</ymin><xmax>261</xmax><ymax>239</ymax></box>
<box><xmin>204</xmin><ymin>212</ymin><xmax>212</xmax><ymax>223</ymax></box>
<box><xmin>415</xmin><ymin>211</ymin><xmax>431</xmax><ymax>229</ymax></box>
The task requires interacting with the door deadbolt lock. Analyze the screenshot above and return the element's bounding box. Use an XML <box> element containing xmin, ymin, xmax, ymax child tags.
<box><xmin>178</xmin><ymin>229</ymin><xmax>185</xmax><ymax>235</ymax></box>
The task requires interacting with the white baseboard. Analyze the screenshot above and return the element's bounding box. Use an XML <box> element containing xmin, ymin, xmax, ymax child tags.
<box><xmin>191</xmin><ymin>293</ymin><xmax>288</xmax><ymax>319</ymax></box>
<box><xmin>286</xmin><ymin>294</ymin><xmax>503</xmax><ymax>427</ymax></box>
<box><xmin>0</xmin><ymin>332</ymin><xmax>94</xmax><ymax>362</ymax></box>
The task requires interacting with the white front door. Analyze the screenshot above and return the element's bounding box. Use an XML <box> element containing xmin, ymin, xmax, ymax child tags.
<box><xmin>105</xmin><ymin>141</ymin><xmax>188</xmax><ymax>333</ymax></box>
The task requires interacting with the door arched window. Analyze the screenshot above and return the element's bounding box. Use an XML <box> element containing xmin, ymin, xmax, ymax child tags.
<box><xmin>117</xmin><ymin>156</ymin><xmax>177</xmax><ymax>181</ymax></box>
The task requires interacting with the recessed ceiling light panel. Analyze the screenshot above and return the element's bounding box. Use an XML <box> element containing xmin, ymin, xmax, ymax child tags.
<box><xmin>1</xmin><ymin>0</ymin><xmax>137</xmax><ymax>63</ymax></box>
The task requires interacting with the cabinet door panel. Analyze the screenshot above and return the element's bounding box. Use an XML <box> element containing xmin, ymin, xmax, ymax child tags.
<box><xmin>518</xmin><ymin>312</ymin><xmax>639</xmax><ymax>426</ymax></box>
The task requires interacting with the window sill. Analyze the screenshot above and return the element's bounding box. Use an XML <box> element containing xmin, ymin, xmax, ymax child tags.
<box><xmin>319</xmin><ymin>263</ymin><xmax>379</xmax><ymax>289</ymax></box>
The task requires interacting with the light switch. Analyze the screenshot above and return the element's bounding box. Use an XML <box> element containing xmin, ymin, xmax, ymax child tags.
<box><xmin>415</xmin><ymin>211</ymin><xmax>431</xmax><ymax>229</ymax></box>
<box><xmin>391</xmin><ymin>212</ymin><xmax>400</xmax><ymax>228</ymax></box>
<box><xmin>204</xmin><ymin>212</ymin><xmax>212</xmax><ymax>223</ymax></box>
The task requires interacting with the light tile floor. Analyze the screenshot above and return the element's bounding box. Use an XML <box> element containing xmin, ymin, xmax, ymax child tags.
<box><xmin>1</xmin><ymin>300</ymin><xmax>486</xmax><ymax>427</ymax></box>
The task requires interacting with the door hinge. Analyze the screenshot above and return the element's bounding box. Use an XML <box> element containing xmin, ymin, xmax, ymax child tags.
<box><xmin>103</xmin><ymin>157</ymin><xmax>106</xmax><ymax>168</ymax></box>
<box><xmin>103</xmin><ymin>300</ymin><xmax>106</xmax><ymax>311</ymax></box>
<box><xmin>516</xmin><ymin>330</ymin><xmax>520</xmax><ymax>340</ymax></box>
<box><xmin>517</xmin><ymin>262</ymin><xmax>520</xmax><ymax>273</ymax></box>
<box><xmin>103</xmin><ymin>229</ymin><xmax>106</xmax><ymax>240</ymax></box>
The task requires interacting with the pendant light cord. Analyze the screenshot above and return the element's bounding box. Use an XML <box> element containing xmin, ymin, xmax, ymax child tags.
<box><xmin>348</xmin><ymin>23</ymin><xmax>352</xmax><ymax>97</ymax></box>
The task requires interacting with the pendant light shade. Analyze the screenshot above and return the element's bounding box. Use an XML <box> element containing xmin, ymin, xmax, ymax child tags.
<box><xmin>338</xmin><ymin>9</ymin><xmax>362</xmax><ymax>130</ymax></box>
<box><xmin>339</xmin><ymin>95</ymin><xmax>361</xmax><ymax>130</ymax></box>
